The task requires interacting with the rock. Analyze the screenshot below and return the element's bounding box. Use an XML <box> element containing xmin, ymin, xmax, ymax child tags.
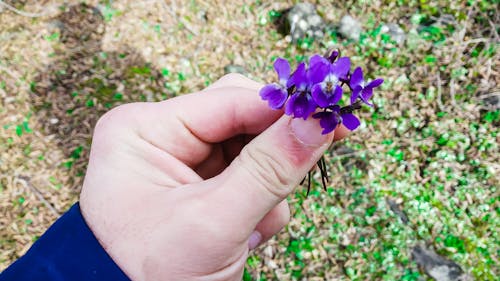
<box><xmin>387</xmin><ymin>199</ymin><xmax>409</xmax><ymax>224</ymax></box>
<box><xmin>412</xmin><ymin>245</ymin><xmax>471</xmax><ymax>281</ymax></box>
<box><xmin>480</xmin><ymin>94</ymin><xmax>500</xmax><ymax>110</ymax></box>
<box><xmin>479</xmin><ymin>94</ymin><xmax>500</xmax><ymax>125</ymax></box>
<box><xmin>286</xmin><ymin>3</ymin><xmax>325</xmax><ymax>42</ymax></box>
<box><xmin>264</xmin><ymin>245</ymin><xmax>274</xmax><ymax>257</ymax></box>
<box><xmin>436</xmin><ymin>14</ymin><xmax>457</xmax><ymax>25</ymax></box>
<box><xmin>332</xmin><ymin>145</ymin><xmax>367</xmax><ymax>172</ymax></box>
<box><xmin>197</xmin><ymin>9</ymin><xmax>208</xmax><ymax>22</ymax></box>
<box><xmin>417</xmin><ymin>14</ymin><xmax>456</xmax><ymax>33</ymax></box>
<box><xmin>338</xmin><ymin>15</ymin><xmax>362</xmax><ymax>41</ymax></box>
<box><xmin>223</xmin><ymin>64</ymin><xmax>247</xmax><ymax>75</ymax></box>
<box><xmin>381</xmin><ymin>23</ymin><xmax>406</xmax><ymax>44</ymax></box>
<box><xmin>333</xmin><ymin>145</ymin><xmax>355</xmax><ymax>156</ymax></box>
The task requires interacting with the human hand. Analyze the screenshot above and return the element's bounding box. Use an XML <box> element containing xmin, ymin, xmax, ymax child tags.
<box><xmin>80</xmin><ymin>74</ymin><xmax>349</xmax><ymax>281</ymax></box>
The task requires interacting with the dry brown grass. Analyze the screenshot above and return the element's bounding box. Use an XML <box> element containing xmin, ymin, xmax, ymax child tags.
<box><xmin>0</xmin><ymin>0</ymin><xmax>297</xmax><ymax>270</ymax></box>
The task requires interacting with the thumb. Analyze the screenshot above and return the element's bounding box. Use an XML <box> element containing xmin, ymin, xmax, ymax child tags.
<box><xmin>211</xmin><ymin>114</ymin><xmax>334</xmax><ymax>229</ymax></box>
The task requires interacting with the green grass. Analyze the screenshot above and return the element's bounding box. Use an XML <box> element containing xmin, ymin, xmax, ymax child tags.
<box><xmin>243</xmin><ymin>0</ymin><xmax>499</xmax><ymax>280</ymax></box>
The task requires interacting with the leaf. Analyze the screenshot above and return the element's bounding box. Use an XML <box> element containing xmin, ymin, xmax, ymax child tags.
<box><xmin>424</xmin><ymin>55</ymin><xmax>437</xmax><ymax>65</ymax></box>
<box><xmin>44</xmin><ymin>32</ymin><xmax>59</xmax><ymax>42</ymax></box>
<box><xmin>366</xmin><ymin>205</ymin><xmax>377</xmax><ymax>216</ymax></box>
<box><xmin>102</xmin><ymin>5</ymin><xmax>118</xmax><ymax>22</ymax></box>
<box><xmin>113</xmin><ymin>92</ymin><xmax>123</xmax><ymax>101</ymax></box>
<box><xmin>15</xmin><ymin>125</ymin><xmax>23</xmax><ymax>136</ymax></box>
<box><xmin>483</xmin><ymin>110</ymin><xmax>499</xmax><ymax>123</ymax></box>
<box><xmin>177</xmin><ymin>72</ymin><xmax>186</xmax><ymax>81</ymax></box>
<box><xmin>86</xmin><ymin>99</ymin><xmax>95</xmax><ymax>107</ymax></box>
<box><xmin>71</xmin><ymin>146</ymin><xmax>84</xmax><ymax>159</ymax></box>
<box><xmin>22</xmin><ymin>121</ymin><xmax>32</xmax><ymax>133</ymax></box>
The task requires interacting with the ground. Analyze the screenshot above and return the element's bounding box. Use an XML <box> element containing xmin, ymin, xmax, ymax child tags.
<box><xmin>0</xmin><ymin>0</ymin><xmax>498</xmax><ymax>280</ymax></box>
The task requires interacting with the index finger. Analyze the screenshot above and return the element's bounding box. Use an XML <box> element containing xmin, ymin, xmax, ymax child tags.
<box><xmin>137</xmin><ymin>77</ymin><xmax>283</xmax><ymax>167</ymax></box>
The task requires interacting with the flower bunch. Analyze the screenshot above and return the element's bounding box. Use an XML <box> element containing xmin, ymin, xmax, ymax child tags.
<box><xmin>260</xmin><ymin>50</ymin><xmax>383</xmax><ymax>134</ymax></box>
<box><xmin>260</xmin><ymin>50</ymin><xmax>383</xmax><ymax>194</ymax></box>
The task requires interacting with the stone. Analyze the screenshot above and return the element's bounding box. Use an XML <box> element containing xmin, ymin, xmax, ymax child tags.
<box><xmin>338</xmin><ymin>15</ymin><xmax>362</xmax><ymax>41</ymax></box>
<box><xmin>387</xmin><ymin>199</ymin><xmax>409</xmax><ymax>224</ymax></box>
<box><xmin>412</xmin><ymin>245</ymin><xmax>471</xmax><ymax>281</ymax></box>
<box><xmin>197</xmin><ymin>9</ymin><xmax>208</xmax><ymax>22</ymax></box>
<box><xmin>436</xmin><ymin>14</ymin><xmax>456</xmax><ymax>25</ymax></box>
<box><xmin>332</xmin><ymin>145</ymin><xmax>367</xmax><ymax>172</ymax></box>
<box><xmin>480</xmin><ymin>94</ymin><xmax>500</xmax><ymax>110</ymax></box>
<box><xmin>223</xmin><ymin>64</ymin><xmax>247</xmax><ymax>75</ymax></box>
<box><xmin>286</xmin><ymin>3</ymin><xmax>325</xmax><ymax>42</ymax></box>
<box><xmin>381</xmin><ymin>23</ymin><xmax>406</xmax><ymax>44</ymax></box>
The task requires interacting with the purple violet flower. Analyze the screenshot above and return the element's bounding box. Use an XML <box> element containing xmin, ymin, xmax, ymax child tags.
<box><xmin>258</xmin><ymin>49</ymin><xmax>384</xmax><ymax>194</ymax></box>
<box><xmin>284</xmin><ymin>62</ymin><xmax>317</xmax><ymax>119</ymax></box>
<box><xmin>349</xmin><ymin>66</ymin><xmax>384</xmax><ymax>106</ymax></box>
<box><xmin>313</xmin><ymin>105</ymin><xmax>361</xmax><ymax>134</ymax></box>
<box><xmin>310</xmin><ymin>56</ymin><xmax>351</xmax><ymax>108</ymax></box>
<box><xmin>259</xmin><ymin>57</ymin><xmax>291</xmax><ymax>109</ymax></box>
<box><xmin>259</xmin><ymin>51</ymin><xmax>381</xmax><ymax>134</ymax></box>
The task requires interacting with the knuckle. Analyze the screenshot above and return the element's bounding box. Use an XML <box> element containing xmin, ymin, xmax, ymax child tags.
<box><xmin>221</xmin><ymin>72</ymin><xmax>249</xmax><ymax>82</ymax></box>
<box><xmin>94</xmin><ymin>111</ymin><xmax>113</xmax><ymax>133</ymax></box>
<box><xmin>208</xmin><ymin>73</ymin><xmax>263</xmax><ymax>91</ymax></box>
<box><xmin>238</xmin><ymin>146</ymin><xmax>293</xmax><ymax>199</ymax></box>
<box><xmin>216</xmin><ymin>73</ymin><xmax>257</xmax><ymax>87</ymax></box>
<box><xmin>92</xmin><ymin>103</ymin><xmax>143</xmax><ymax>148</ymax></box>
<box><xmin>95</xmin><ymin>104</ymin><xmax>125</xmax><ymax>129</ymax></box>
<box><xmin>94</xmin><ymin>103</ymin><xmax>142</xmax><ymax>132</ymax></box>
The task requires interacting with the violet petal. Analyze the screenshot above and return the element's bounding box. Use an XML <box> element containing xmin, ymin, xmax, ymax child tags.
<box><xmin>259</xmin><ymin>84</ymin><xmax>288</xmax><ymax>109</ymax></box>
<box><xmin>292</xmin><ymin>95</ymin><xmax>310</xmax><ymax>119</ymax></box>
<box><xmin>341</xmin><ymin>113</ymin><xmax>360</xmax><ymax>131</ymax></box>
<box><xmin>331</xmin><ymin>57</ymin><xmax>351</xmax><ymax>80</ymax></box>
<box><xmin>366</xmin><ymin>78</ymin><xmax>384</xmax><ymax>88</ymax></box>
<box><xmin>274</xmin><ymin>57</ymin><xmax>291</xmax><ymax>82</ymax></box>
<box><xmin>287</xmin><ymin>92</ymin><xmax>316</xmax><ymax>119</ymax></box>
<box><xmin>331</xmin><ymin>85</ymin><xmax>343</xmax><ymax>105</ymax></box>
<box><xmin>313</xmin><ymin>111</ymin><xmax>338</xmax><ymax>134</ymax></box>
<box><xmin>309</xmin><ymin>55</ymin><xmax>330</xmax><ymax>84</ymax></box>
<box><xmin>361</xmin><ymin>87</ymin><xmax>374</xmax><ymax>106</ymax></box>
<box><xmin>350</xmin><ymin>85</ymin><xmax>362</xmax><ymax>104</ymax></box>
<box><xmin>284</xmin><ymin>93</ymin><xmax>298</xmax><ymax>116</ymax></box>
<box><xmin>350</xmin><ymin>66</ymin><xmax>364</xmax><ymax>89</ymax></box>
<box><xmin>287</xmin><ymin>62</ymin><xmax>307</xmax><ymax>89</ymax></box>
<box><xmin>311</xmin><ymin>84</ymin><xmax>330</xmax><ymax>108</ymax></box>
<box><xmin>309</xmin><ymin>54</ymin><xmax>326</xmax><ymax>67</ymax></box>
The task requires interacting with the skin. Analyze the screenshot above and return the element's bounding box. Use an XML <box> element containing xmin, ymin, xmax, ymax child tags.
<box><xmin>80</xmin><ymin>74</ymin><xmax>349</xmax><ymax>281</ymax></box>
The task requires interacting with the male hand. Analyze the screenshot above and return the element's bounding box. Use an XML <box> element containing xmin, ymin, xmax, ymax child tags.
<box><xmin>80</xmin><ymin>74</ymin><xmax>349</xmax><ymax>281</ymax></box>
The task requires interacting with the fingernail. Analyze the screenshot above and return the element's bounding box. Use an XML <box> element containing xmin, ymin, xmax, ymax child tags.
<box><xmin>248</xmin><ymin>231</ymin><xmax>262</xmax><ymax>250</ymax></box>
<box><xmin>290</xmin><ymin>117</ymin><xmax>331</xmax><ymax>147</ymax></box>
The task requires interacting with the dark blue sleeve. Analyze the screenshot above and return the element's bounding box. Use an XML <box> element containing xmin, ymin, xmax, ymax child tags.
<box><xmin>0</xmin><ymin>203</ymin><xmax>130</xmax><ymax>281</ymax></box>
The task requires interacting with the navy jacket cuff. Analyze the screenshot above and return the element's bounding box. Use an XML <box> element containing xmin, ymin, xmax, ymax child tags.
<box><xmin>0</xmin><ymin>203</ymin><xmax>130</xmax><ymax>281</ymax></box>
